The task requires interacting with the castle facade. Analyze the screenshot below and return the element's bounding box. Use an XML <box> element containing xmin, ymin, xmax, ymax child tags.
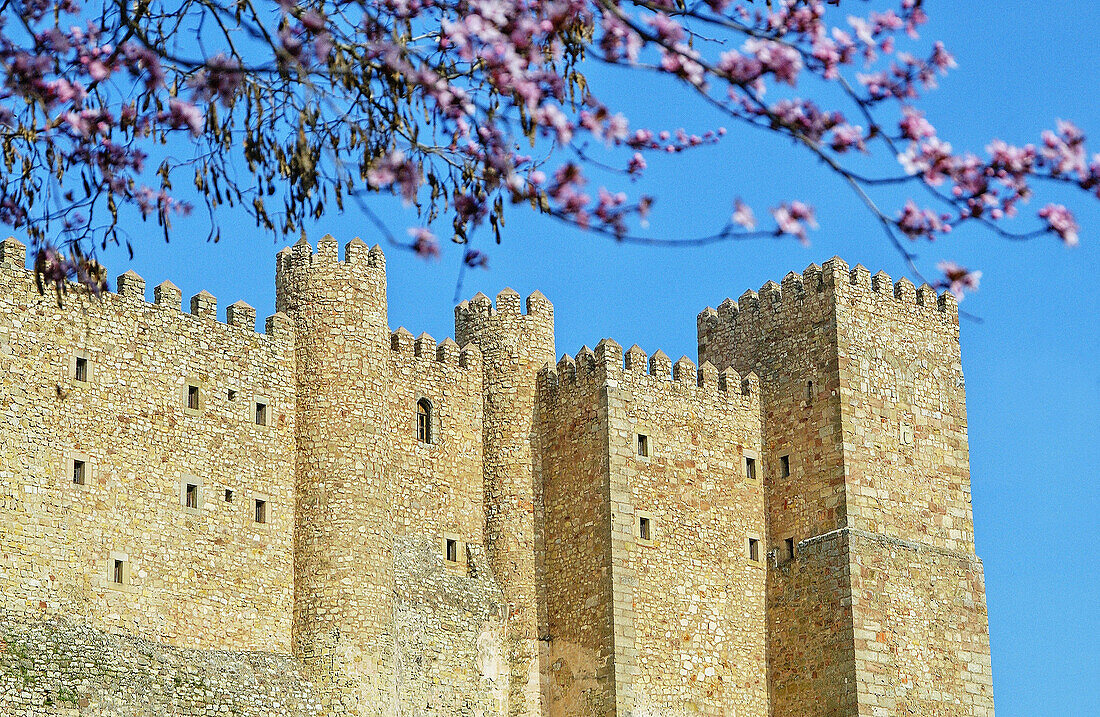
<box><xmin>0</xmin><ymin>234</ymin><xmax>994</xmax><ymax>716</ymax></box>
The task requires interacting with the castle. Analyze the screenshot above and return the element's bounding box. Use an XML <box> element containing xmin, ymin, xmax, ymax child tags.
<box><xmin>0</xmin><ymin>234</ymin><xmax>994</xmax><ymax>716</ymax></box>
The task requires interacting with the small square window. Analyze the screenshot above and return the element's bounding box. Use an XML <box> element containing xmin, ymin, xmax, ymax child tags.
<box><xmin>74</xmin><ymin>356</ymin><xmax>88</xmax><ymax>382</ymax></box>
<box><xmin>445</xmin><ymin>538</ymin><xmax>458</xmax><ymax>563</ymax></box>
<box><xmin>748</xmin><ymin>537</ymin><xmax>760</xmax><ymax>562</ymax></box>
<box><xmin>783</xmin><ymin>537</ymin><xmax>796</xmax><ymax>563</ymax></box>
<box><xmin>224</xmin><ymin>489</ymin><xmax>234</xmax><ymax>502</ymax></box>
<box><xmin>636</xmin><ymin>434</ymin><xmax>649</xmax><ymax>457</ymax></box>
<box><xmin>745</xmin><ymin>456</ymin><xmax>757</xmax><ymax>482</ymax></box>
<box><xmin>185</xmin><ymin>483</ymin><xmax>199</xmax><ymax>509</ymax></box>
<box><xmin>254</xmin><ymin>499</ymin><xmax>267</xmax><ymax>524</ymax></box>
<box><xmin>780</xmin><ymin>455</ymin><xmax>790</xmax><ymax>478</ymax></box>
<box><xmin>112</xmin><ymin>559</ymin><xmax>124</xmax><ymax>585</ymax></box>
<box><xmin>255</xmin><ymin>402</ymin><xmax>267</xmax><ymax>426</ymax></box>
<box><xmin>638</xmin><ymin>516</ymin><xmax>651</xmax><ymax>541</ymax></box>
<box><xmin>227</xmin><ymin>389</ymin><xmax>238</xmax><ymax>402</ymax></box>
<box><xmin>187</xmin><ymin>385</ymin><xmax>200</xmax><ymax>410</ymax></box>
<box><xmin>72</xmin><ymin>459</ymin><xmax>86</xmax><ymax>485</ymax></box>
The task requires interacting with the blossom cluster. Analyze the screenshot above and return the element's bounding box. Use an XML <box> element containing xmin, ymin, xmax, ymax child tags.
<box><xmin>0</xmin><ymin>0</ymin><xmax>1095</xmax><ymax>298</ymax></box>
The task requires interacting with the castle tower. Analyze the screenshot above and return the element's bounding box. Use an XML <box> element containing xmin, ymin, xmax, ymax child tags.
<box><xmin>455</xmin><ymin>289</ymin><xmax>555</xmax><ymax>717</ymax></box>
<box><xmin>698</xmin><ymin>260</ymin><xmax>993</xmax><ymax>716</ymax></box>
<box><xmin>276</xmin><ymin>235</ymin><xmax>397</xmax><ymax>713</ymax></box>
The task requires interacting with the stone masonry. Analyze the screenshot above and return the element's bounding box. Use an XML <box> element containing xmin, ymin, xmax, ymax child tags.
<box><xmin>0</xmin><ymin>235</ymin><xmax>993</xmax><ymax>716</ymax></box>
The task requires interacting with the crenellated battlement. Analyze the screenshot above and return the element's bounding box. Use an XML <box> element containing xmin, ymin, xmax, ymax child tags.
<box><xmin>389</xmin><ymin>327</ymin><xmax>481</xmax><ymax>370</ymax></box>
<box><xmin>698</xmin><ymin>258</ymin><xmax>957</xmax><ymax>341</ymax></box>
<box><xmin>453</xmin><ymin>287</ymin><xmax>554</xmax><ymax>347</ymax></box>
<box><xmin>697</xmin><ymin>258</ymin><xmax>960</xmax><ymax>374</ymax></box>
<box><xmin>539</xmin><ymin>337</ymin><xmax>758</xmax><ymax>407</ymax></box>
<box><xmin>0</xmin><ymin>236</ymin><xmax>291</xmax><ymax>344</ymax></box>
<box><xmin>275</xmin><ymin>234</ymin><xmax>386</xmax><ymax>278</ymax></box>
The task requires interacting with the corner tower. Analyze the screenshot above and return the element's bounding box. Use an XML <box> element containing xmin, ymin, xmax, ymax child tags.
<box><xmin>455</xmin><ymin>289</ymin><xmax>555</xmax><ymax>717</ymax></box>
<box><xmin>698</xmin><ymin>260</ymin><xmax>993</xmax><ymax>717</ymax></box>
<box><xmin>276</xmin><ymin>235</ymin><xmax>396</xmax><ymax>713</ymax></box>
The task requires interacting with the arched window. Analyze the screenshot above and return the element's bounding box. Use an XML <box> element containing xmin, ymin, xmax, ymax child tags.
<box><xmin>416</xmin><ymin>398</ymin><xmax>432</xmax><ymax>444</ymax></box>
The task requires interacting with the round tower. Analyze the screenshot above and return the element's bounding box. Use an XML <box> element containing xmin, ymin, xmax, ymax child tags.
<box><xmin>277</xmin><ymin>235</ymin><xmax>396</xmax><ymax>713</ymax></box>
<box><xmin>455</xmin><ymin>288</ymin><xmax>555</xmax><ymax>717</ymax></box>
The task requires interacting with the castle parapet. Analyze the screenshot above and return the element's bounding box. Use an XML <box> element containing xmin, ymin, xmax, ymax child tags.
<box><xmin>698</xmin><ymin>257</ymin><xmax>960</xmax><ymax>371</ymax></box>
<box><xmin>541</xmin><ymin>338</ymin><xmax>758</xmax><ymax>405</ymax></box>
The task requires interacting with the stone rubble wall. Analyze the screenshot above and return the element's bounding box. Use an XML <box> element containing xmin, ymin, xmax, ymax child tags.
<box><xmin>0</xmin><ymin>233</ymin><xmax>995</xmax><ymax>717</ymax></box>
<box><xmin>538</xmin><ymin>338</ymin><xmax>768</xmax><ymax>717</ymax></box>
<box><xmin>697</xmin><ymin>257</ymin><xmax>993</xmax><ymax>717</ymax></box>
<box><xmin>536</xmin><ymin>352</ymin><xmax>616</xmax><ymax>717</ymax></box>
<box><xmin>0</xmin><ymin>237</ymin><xmax>297</xmax><ymax>654</ymax></box>
<box><xmin>0</xmin><ymin>609</ymin><xmax>335</xmax><ymax>717</ymax></box>
<box><xmin>456</xmin><ymin>289</ymin><xmax>556</xmax><ymax>717</ymax></box>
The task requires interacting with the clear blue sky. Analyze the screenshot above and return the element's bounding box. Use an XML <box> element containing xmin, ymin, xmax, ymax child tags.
<box><xmin>86</xmin><ymin>4</ymin><xmax>1097</xmax><ymax>713</ymax></box>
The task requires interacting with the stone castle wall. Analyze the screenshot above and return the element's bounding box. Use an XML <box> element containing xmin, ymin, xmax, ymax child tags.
<box><xmin>0</xmin><ymin>237</ymin><xmax>297</xmax><ymax>653</ymax></box>
<box><xmin>0</xmin><ymin>235</ymin><xmax>993</xmax><ymax>717</ymax></box>
<box><xmin>697</xmin><ymin>258</ymin><xmax>993</xmax><ymax>717</ymax></box>
<box><xmin>537</xmin><ymin>339</ymin><xmax>768</xmax><ymax>717</ymax></box>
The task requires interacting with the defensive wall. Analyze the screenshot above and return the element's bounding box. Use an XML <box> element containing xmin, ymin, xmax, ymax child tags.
<box><xmin>537</xmin><ymin>340</ymin><xmax>766</xmax><ymax>717</ymax></box>
<box><xmin>0</xmin><ymin>235</ymin><xmax>993</xmax><ymax>717</ymax></box>
<box><xmin>698</xmin><ymin>258</ymin><xmax>992</xmax><ymax>717</ymax></box>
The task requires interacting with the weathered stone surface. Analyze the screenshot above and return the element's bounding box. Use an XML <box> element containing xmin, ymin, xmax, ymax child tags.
<box><xmin>0</xmin><ymin>239</ymin><xmax>993</xmax><ymax>717</ymax></box>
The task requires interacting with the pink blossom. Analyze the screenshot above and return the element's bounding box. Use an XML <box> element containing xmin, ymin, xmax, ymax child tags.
<box><xmin>899</xmin><ymin>107</ymin><xmax>935</xmax><ymax>140</ymax></box>
<box><xmin>1038</xmin><ymin>204</ymin><xmax>1079</xmax><ymax>246</ymax></box>
<box><xmin>166</xmin><ymin>99</ymin><xmax>203</xmax><ymax>136</ymax></box>
<box><xmin>731</xmin><ymin>199</ymin><xmax>755</xmax><ymax>230</ymax></box>
<box><xmin>937</xmin><ymin>261</ymin><xmax>981</xmax><ymax>300</ymax></box>
<box><xmin>771</xmin><ymin>201</ymin><xmax>817</xmax><ymax>244</ymax></box>
<box><xmin>409</xmin><ymin>227</ymin><xmax>440</xmax><ymax>258</ymax></box>
<box><xmin>896</xmin><ymin>200</ymin><xmax>949</xmax><ymax>239</ymax></box>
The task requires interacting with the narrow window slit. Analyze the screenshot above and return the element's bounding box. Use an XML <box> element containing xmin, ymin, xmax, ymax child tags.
<box><xmin>72</xmin><ymin>459</ymin><xmax>86</xmax><ymax>485</ymax></box>
<box><xmin>445</xmin><ymin>538</ymin><xmax>458</xmax><ymax>563</ymax></box>
<box><xmin>416</xmin><ymin>398</ymin><xmax>432</xmax><ymax>444</ymax></box>
<box><xmin>185</xmin><ymin>483</ymin><xmax>198</xmax><ymax>509</ymax></box>
<box><xmin>74</xmin><ymin>357</ymin><xmax>88</xmax><ymax>382</ymax></box>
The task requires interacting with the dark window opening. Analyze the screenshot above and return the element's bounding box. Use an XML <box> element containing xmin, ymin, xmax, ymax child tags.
<box><xmin>445</xmin><ymin>538</ymin><xmax>458</xmax><ymax>562</ymax></box>
<box><xmin>416</xmin><ymin>399</ymin><xmax>432</xmax><ymax>444</ymax></box>
<box><xmin>255</xmin><ymin>402</ymin><xmax>267</xmax><ymax>426</ymax></box>
<box><xmin>748</xmin><ymin>537</ymin><xmax>760</xmax><ymax>562</ymax></box>
<box><xmin>636</xmin><ymin>434</ymin><xmax>649</xmax><ymax>457</ymax></box>
<box><xmin>74</xmin><ymin>357</ymin><xmax>88</xmax><ymax>382</ymax></box>
<box><xmin>72</xmin><ymin>459</ymin><xmax>86</xmax><ymax>485</ymax></box>
<box><xmin>784</xmin><ymin>537</ymin><xmax>796</xmax><ymax>562</ymax></box>
<box><xmin>185</xmin><ymin>483</ymin><xmax>198</xmax><ymax>509</ymax></box>
<box><xmin>227</xmin><ymin>389</ymin><xmax>238</xmax><ymax>402</ymax></box>
<box><xmin>187</xmin><ymin>385</ymin><xmax>200</xmax><ymax>410</ymax></box>
<box><xmin>745</xmin><ymin>456</ymin><xmax>757</xmax><ymax>481</ymax></box>
<box><xmin>112</xmin><ymin>559</ymin><xmax>124</xmax><ymax>584</ymax></box>
<box><xmin>254</xmin><ymin>499</ymin><xmax>267</xmax><ymax>523</ymax></box>
<box><xmin>806</xmin><ymin>380</ymin><xmax>814</xmax><ymax>402</ymax></box>
<box><xmin>780</xmin><ymin>455</ymin><xmax>790</xmax><ymax>478</ymax></box>
<box><xmin>224</xmin><ymin>489</ymin><xmax>234</xmax><ymax>502</ymax></box>
<box><xmin>638</xmin><ymin>516</ymin><xmax>651</xmax><ymax>541</ymax></box>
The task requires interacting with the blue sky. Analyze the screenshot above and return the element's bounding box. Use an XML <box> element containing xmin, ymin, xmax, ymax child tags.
<box><xmin>84</xmin><ymin>3</ymin><xmax>1098</xmax><ymax>713</ymax></box>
